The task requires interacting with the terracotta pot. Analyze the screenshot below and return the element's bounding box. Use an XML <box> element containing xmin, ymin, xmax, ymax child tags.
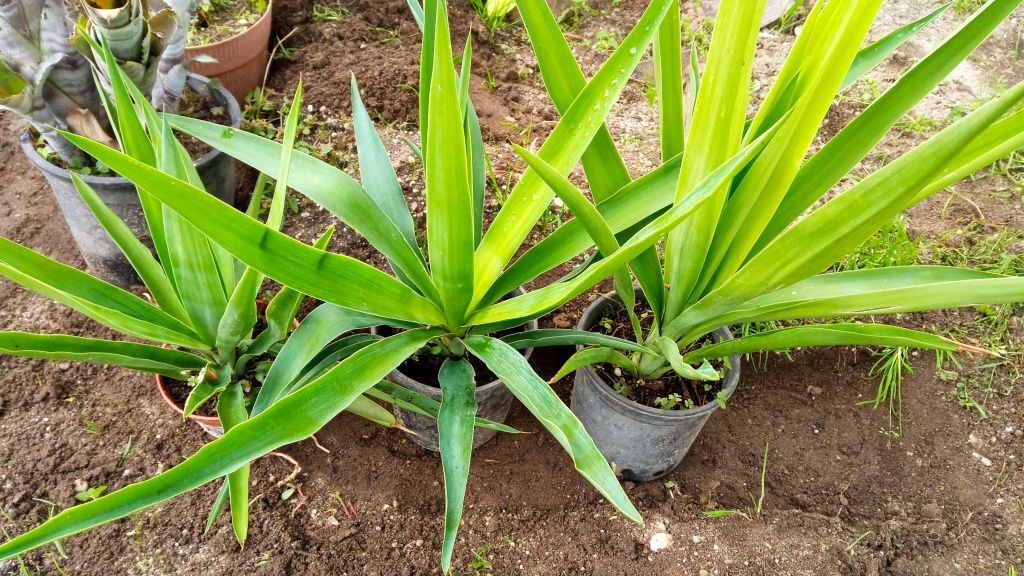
<box><xmin>155</xmin><ymin>313</ymin><xmax>300</xmax><ymax>437</ymax></box>
<box><xmin>185</xmin><ymin>0</ymin><xmax>273</xmax><ymax>103</ymax></box>
<box><xmin>156</xmin><ymin>373</ymin><xmax>225</xmax><ymax>437</ymax></box>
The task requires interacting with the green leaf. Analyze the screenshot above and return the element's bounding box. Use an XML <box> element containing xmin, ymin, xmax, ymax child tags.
<box><xmin>759</xmin><ymin>0</ymin><xmax>1024</xmax><ymax>250</ymax></box>
<box><xmin>841</xmin><ymin>3</ymin><xmax>950</xmax><ymax>91</ymax></box>
<box><xmin>683</xmin><ymin>323</ymin><xmax>967</xmax><ymax>362</ymax></box>
<box><xmin>499</xmin><ymin>329</ymin><xmax>652</xmax><ymax>354</ymax></box>
<box><xmin>469</xmin><ymin>123</ymin><xmax>779</xmax><ymax>327</ymax></box>
<box><xmin>253</xmin><ymin>304</ymin><xmax>388</xmax><ymax>415</ymax></box>
<box><xmin>370</xmin><ymin>382</ymin><xmax>521</xmax><ymax>434</ymax></box>
<box><xmin>515</xmin><ymin>0</ymin><xmax>631</xmax><ymax>201</ymax></box>
<box><xmin>669</xmin><ymin>80</ymin><xmax>1024</xmax><ymax>342</ymax></box>
<box><xmin>217</xmin><ymin>383</ymin><xmax>250</xmax><ymax>545</ymax></box>
<box><xmin>59</xmin><ymin>132</ymin><xmax>447</xmax><ymax>326</ymax></box>
<box><xmin>182</xmin><ymin>372</ymin><xmax>226</xmax><ymax>419</ymax></box>
<box><xmin>662</xmin><ymin>0</ymin><xmax>768</xmax><ymax>318</ymax></box>
<box><xmin>346</xmin><ymin>395</ymin><xmax>399</xmax><ymax>428</ymax></box>
<box><xmin>0</xmin><ymin>328</ymin><xmax>441</xmax><ymax>560</ymax></box>
<box><xmin>673</xmin><ymin>267</ymin><xmax>1024</xmax><ymax>344</ymax></box>
<box><xmin>0</xmin><ymin>237</ymin><xmax>205</xmax><ymax>349</ymax></box>
<box><xmin>465</xmin><ymin>336</ymin><xmax>640</xmax><ymax>523</ymax></box>
<box><xmin>69</xmin><ymin>174</ymin><xmax>187</xmax><ymax>324</ymax></box>
<box><xmin>550</xmin><ymin>347</ymin><xmax>638</xmax><ymax>383</ymax></box>
<box><xmin>351</xmin><ymin>76</ymin><xmax>419</xmax><ymax>255</ymax></box>
<box><xmin>0</xmin><ymin>332</ymin><xmax>205</xmax><ymax>377</ymax></box>
<box><xmin>654</xmin><ymin>0</ymin><xmax>684</xmax><ymax>160</ymax></box>
<box><xmin>437</xmin><ymin>359</ymin><xmax>476</xmax><ymax>573</ymax></box>
<box><xmin>425</xmin><ymin>1</ymin><xmax>475</xmax><ymax>327</ymax></box>
<box><xmin>166</xmin><ymin>116</ymin><xmax>439</xmax><ymax>301</ymax></box>
<box><xmin>649</xmin><ymin>336</ymin><xmax>720</xmax><ymax>381</ymax></box>
<box><xmin>473</xmin><ymin>0</ymin><xmax>673</xmax><ymax>306</ymax></box>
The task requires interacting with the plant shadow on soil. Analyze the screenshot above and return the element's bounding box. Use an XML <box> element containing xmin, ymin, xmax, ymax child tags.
<box><xmin>0</xmin><ymin>0</ymin><xmax>1022</xmax><ymax>574</ymax></box>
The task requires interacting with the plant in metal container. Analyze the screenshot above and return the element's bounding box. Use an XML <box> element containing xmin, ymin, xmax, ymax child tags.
<box><xmin>0</xmin><ymin>0</ymin><xmax>241</xmax><ymax>285</ymax></box>
<box><xmin>510</xmin><ymin>0</ymin><xmax>1024</xmax><ymax>481</ymax></box>
<box><xmin>0</xmin><ymin>0</ymin><xmax>707</xmax><ymax>570</ymax></box>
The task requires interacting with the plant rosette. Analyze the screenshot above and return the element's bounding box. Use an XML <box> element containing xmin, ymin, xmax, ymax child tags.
<box><xmin>186</xmin><ymin>0</ymin><xmax>273</xmax><ymax>103</ymax></box>
<box><xmin>373</xmin><ymin>288</ymin><xmax>538</xmax><ymax>451</ymax></box>
<box><xmin>570</xmin><ymin>289</ymin><xmax>740</xmax><ymax>482</ymax></box>
<box><xmin>19</xmin><ymin>74</ymin><xmax>241</xmax><ymax>288</ymax></box>
<box><xmin>156</xmin><ymin>308</ymin><xmax>301</xmax><ymax>437</ymax></box>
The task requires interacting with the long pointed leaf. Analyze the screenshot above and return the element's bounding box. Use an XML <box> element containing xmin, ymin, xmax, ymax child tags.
<box><xmin>0</xmin><ymin>328</ymin><xmax>441</xmax><ymax>560</ymax></box>
<box><xmin>437</xmin><ymin>359</ymin><xmax>476</xmax><ymax>573</ymax></box>
<box><xmin>465</xmin><ymin>336</ymin><xmax>640</xmax><ymax>523</ymax></box>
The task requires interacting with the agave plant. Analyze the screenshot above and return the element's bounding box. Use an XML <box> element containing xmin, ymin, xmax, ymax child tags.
<box><xmin>509</xmin><ymin>0</ymin><xmax>1024</xmax><ymax>391</ymax></box>
<box><xmin>0</xmin><ymin>0</ymin><xmax>195</xmax><ymax>164</ymax></box>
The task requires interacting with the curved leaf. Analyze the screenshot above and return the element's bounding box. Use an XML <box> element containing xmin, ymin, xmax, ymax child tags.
<box><xmin>465</xmin><ymin>335</ymin><xmax>640</xmax><ymax>523</ymax></box>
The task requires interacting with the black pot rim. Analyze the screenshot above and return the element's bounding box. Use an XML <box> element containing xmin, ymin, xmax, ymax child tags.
<box><xmin>19</xmin><ymin>73</ymin><xmax>241</xmax><ymax>184</ymax></box>
<box><xmin>376</xmin><ymin>287</ymin><xmax>539</xmax><ymax>392</ymax></box>
<box><xmin>575</xmin><ymin>289</ymin><xmax>742</xmax><ymax>422</ymax></box>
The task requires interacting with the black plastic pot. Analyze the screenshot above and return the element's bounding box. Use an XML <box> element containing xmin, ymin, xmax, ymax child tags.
<box><xmin>570</xmin><ymin>289</ymin><xmax>741</xmax><ymax>482</ymax></box>
<box><xmin>376</xmin><ymin>289</ymin><xmax>538</xmax><ymax>452</ymax></box>
<box><xmin>20</xmin><ymin>74</ymin><xmax>241</xmax><ymax>288</ymax></box>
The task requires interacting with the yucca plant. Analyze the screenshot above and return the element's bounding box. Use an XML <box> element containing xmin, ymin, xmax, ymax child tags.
<box><xmin>0</xmin><ymin>41</ymin><xmax>411</xmax><ymax>545</ymax></box>
<box><xmin>0</xmin><ymin>0</ymin><xmax>195</xmax><ymax>164</ymax></box>
<box><xmin>0</xmin><ymin>0</ymin><xmax>699</xmax><ymax>570</ymax></box>
<box><xmin>511</xmin><ymin>0</ymin><xmax>1024</xmax><ymax>394</ymax></box>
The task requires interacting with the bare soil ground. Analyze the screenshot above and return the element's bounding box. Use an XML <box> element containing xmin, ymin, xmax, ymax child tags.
<box><xmin>0</xmin><ymin>1</ymin><xmax>1022</xmax><ymax>575</ymax></box>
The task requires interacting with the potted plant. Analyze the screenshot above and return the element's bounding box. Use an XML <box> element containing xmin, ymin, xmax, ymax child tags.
<box><xmin>4</xmin><ymin>0</ymin><xmax>1024</xmax><ymax>573</ymax></box>
<box><xmin>1</xmin><ymin>0</ymin><xmax>240</xmax><ymax>287</ymax></box>
<box><xmin>184</xmin><ymin>0</ymin><xmax>273</xmax><ymax>102</ymax></box>
<box><xmin>0</xmin><ymin>0</ymin><xmax>679</xmax><ymax>569</ymax></box>
<box><xmin>0</xmin><ymin>46</ymin><xmax>418</xmax><ymax>544</ymax></box>
<box><xmin>509</xmin><ymin>0</ymin><xmax>1024</xmax><ymax>481</ymax></box>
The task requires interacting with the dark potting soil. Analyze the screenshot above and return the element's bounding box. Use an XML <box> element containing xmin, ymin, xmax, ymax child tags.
<box><xmin>591</xmin><ymin>299</ymin><xmax>727</xmax><ymax>410</ymax></box>
<box><xmin>189</xmin><ymin>0</ymin><xmax>267</xmax><ymax>45</ymax></box>
<box><xmin>176</xmin><ymin>84</ymin><xmax>231</xmax><ymax>160</ymax></box>
<box><xmin>163</xmin><ymin>375</ymin><xmax>217</xmax><ymax>417</ymax></box>
<box><xmin>378</xmin><ymin>325</ymin><xmax>526</xmax><ymax>388</ymax></box>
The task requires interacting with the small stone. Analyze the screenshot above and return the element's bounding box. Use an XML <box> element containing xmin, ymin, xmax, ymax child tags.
<box><xmin>806</xmin><ymin>385</ymin><xmax>823</xmax><ymax>397</ymax></box>
<box><xmin>623</xmin><ymin>481</ymin><xmax>636</xmax><ymax>491</ymax></box>
<box><xmin>971</xmin><ymin>452</ymin><xmax>993</xmax><ymax>467</ymax></box>
<box><xmin>692</xmin><ymin>535</ymin><xmax>704</xmax><ymax>544</ymax></box>
<box><xmin>699</xmin><ymin>571</ymin><xmax>711</xmax><ymax>576</ymax></box>
<box><xmin>649</xmin><ymin>532</ymin><xmax>673</xmax><ymax>552</ymax></box>
<box><xmin>73</xmin><ymin>478</ymin><xmax>88</xmax><ymax>493</ymax></box>
<box><xmin>57</xmin><ymin>362</ymin><xmax>71</xmax><ymax>370</ymax></box>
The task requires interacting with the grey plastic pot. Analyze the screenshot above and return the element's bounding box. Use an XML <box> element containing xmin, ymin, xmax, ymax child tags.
<box><xmin>20</xmin><ymin>74</ymin><xmax>241</xmax><ymax>288</ymax></box>
<box><xmin>570</xmin><ymin>289</ymin><xmax>741</xmax><ymax>482</ymax></box>
<box><xmin>376</xmin><ymin>289</ymin><xmax>538</xmax><ymax>452</ymax></box>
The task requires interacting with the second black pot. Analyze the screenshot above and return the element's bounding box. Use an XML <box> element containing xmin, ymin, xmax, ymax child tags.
<box><xmin>21</xmin><ymin>74</ymin><xmax>241</xmax><ymax>288</ymax></box>
<box><xmin>570</xmin><ymin>289</ymin><xmax>741</xmax><ymax>482</ymax></box>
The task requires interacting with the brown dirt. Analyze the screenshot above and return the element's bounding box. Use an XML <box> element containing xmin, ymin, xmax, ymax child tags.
<box><xmin>1</xmin><ymin>1</ymin><xmax>1023</xmax><ymax>575</ymax></box>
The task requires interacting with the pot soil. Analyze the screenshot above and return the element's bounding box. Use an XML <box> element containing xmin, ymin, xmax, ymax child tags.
<box><xmin>21</xmin><ymin>74</ymin><xmax>241</xmax><ymax>289</ymax></box>
<box><xmin>571</xmin><ymin>289</ymin><xmax>741</xmax><ymax>482</ymax></box>
<box><xmin>375</xmin><ymin>290</ymin><xmax>538</xmax><ymax>452</ymax></box>
<box><xmin>156</xmin><ymin>373</ymin><xmax>225</xmax><ymax>437</ymax></box>
<box><xmin>186</xmin><ymin>0</ymin><xmax>273</xmax><ymax>103</ymax></box>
